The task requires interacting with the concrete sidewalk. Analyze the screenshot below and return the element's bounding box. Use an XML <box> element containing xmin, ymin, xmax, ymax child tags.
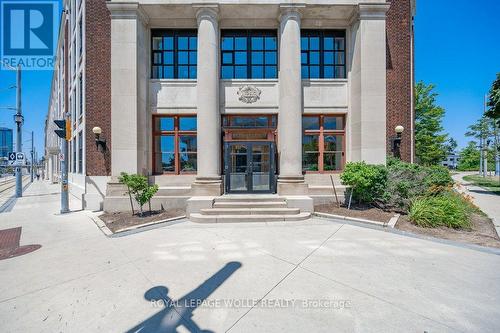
<box><xmin>453</xmin><ymin>172</ymin><xmax>500</xmax><ymax>236</ymax></box>
<box><xmin>0</xmin><ymin>181</ymin><xmax>500</xmax><ymax>332</ymax></box>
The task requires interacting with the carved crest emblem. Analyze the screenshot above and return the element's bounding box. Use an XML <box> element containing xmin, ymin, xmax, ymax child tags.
<box><xmin>237</xmin><ymin>85</ymin><xmax>261</xmax><ymax>104</ymax></box>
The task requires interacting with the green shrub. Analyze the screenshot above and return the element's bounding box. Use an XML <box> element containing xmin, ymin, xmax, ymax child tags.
<box><xmin>409</xmin><ymin>191</ymin><xmax>472</xmax><ymax>229</ymax></box>
<box><xmin>382</xmin><ymin>159</ymin><xmax>453</xmax><ymax>212</ymax></box>
<box><xmin>340</xmin><ymin>162</ymin><xmax>387</xmax><ymax>203</ymax></box>
<box><xmin>119</xmin><ymin>172</ymin><xmax>159</xmax><ymax>216</ymax></box>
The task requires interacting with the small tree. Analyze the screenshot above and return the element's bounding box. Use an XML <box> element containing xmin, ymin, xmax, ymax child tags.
<box><xmin>485</xmin><ymin>73</ymin><xmax>500</xmax><ymax>121</ymax></box>
<box><xmin>118</xmin><ymin>172</ymin><xmax>159</xmax><ymax>216</ymax></box>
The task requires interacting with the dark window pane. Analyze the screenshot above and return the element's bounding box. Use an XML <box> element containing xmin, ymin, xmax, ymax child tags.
<box><xmin>178</xmin><ymin>66</ymin><xmax>189</xmax><ymax>78</ymax></box>
<box><xmin>153</xmin><ymin>52</ymin><xmax>162</xmax><ymax>64</ymax></box>
<box><xmin>235</xmin><ymin>66</ymin><xmax>247</xmax><ymax>79</ymax></box>
<box><xmin>189</xmin><ymin>51</ymin><xmax>197</xmax><ymax>64</ymax></box>
<box><xmin>222</xmin><ymin>37</ymin><xmax>233</xmax><ymax>50</ymax></box>
<box><xmin>301</xmin><ymin>37</ymin><xmax>308</xmax><ymax>50</ymax></box>
<box><xmin>189</xmin><ymin>66</ymin><xmax>197</xmax><ymax>79</ymax></box>
<box><xmin>163</xmin><ymin>51</ymin><xmax>173</xmax><ymax>64</ymax></box>
<box><xmin>155</xmin><ymin>117</ymin><xmax>174</xmax><ymax>131</ymax></box>
<box><xmin>310</xmin><ymin>52</ymin><xmax>320</xmax><ymax>65</ymax></box>
<box><xmin>324</xmin><ymin>116</ymin><xmax>344</xmax><ymax>130</ymax></box>
<box><xmin>179</xmin><ymin>117</ymin><xmax>197</xmax><ymax>131</ymax></box>
<box><xmin>303</xmin><ymin>153</ymin><xmax>319</xmax><ymax>171</ymax></box>
<box><xmin>163</xmin><ymin>37</ymin><xmax>173</xmax><ymax>50</ymax></box>
<box><xmin>222</xmin><ymin>52</ymin><xmax>233</xmax><ymax>64</ymax></box>
<box><xmin>265</xmin><ymin>37</ymin><xmax>276</xmax><ymax>50</ymax></box>
<box><xmin>178</xmin><ymin>51</ymin><xmax>188</xmax><ymax>64</ymax></box>
<box><xmin>163</xmin><ymin>66</ymin><xmax>174</xmax><ymax>78</ymax></box>
<box><xmin>310</xmin><ymin>37</ymin><xmax>320</xmax><ymax>50</ymax></box>
<box><xmin>153</xmin><ymin>37</ymin><xmax>162</xmax><ymax>50</ymax></box>
<box><xmin>324</xmin><ymin>37</ymin><xmax>334</xmax><ymax>50</ymax></box>
<box><xmin>222</xmin><ymin>66</ymin><xmax>233</xmax><ymax>79</ymax></box>
<box><xmin>178</xmin><ymin>37</ymin><xmax>188</xmax><ymax>50</ymax></box>
<box><xmin>323</xmin><ymin>152</ymin><xmax>342</xmax><ymax>171</ymax></box>
<box><xmin>179</xmin><ymin>136</ymin><xmax>197</xmax><ymax>152</ymax></box>
<box><xmin>235</xmin><ymin>37</ymin><xmax>247</xmax><ymax>50</ymax></box>
<box><xmin>189</xmin><ymin>37</ymin><xmax>197</xmax><ymax>50</ymax></box>
<box><xmin>324</xmin><ymin>51</ymin><xmax>334</xmax><ymax>65</ymax></box>
<box><xmin>161</xmin><ymin>153</ymin><xmax>176</xmax><ymax>172</ymax></box>
<box><xmin>309</xmin><ymin>66</ymin><xmax>320</xmax><ymax>78</ymax></box>
<box><xmin>324</xmin><ymin>135</ymin><xmax>343</xmax><ymax>151</ymax></box>
<box><xmin>252</xmin><ymin>51</ymin><xmax>263</xmax><ymax>64</ymax></box>
<box><xmin>301</xmin><ymin>52</ymin><xmax>307</xmax><ymax>65</ymax></box>
<box><xmin>252</xmin><ymin>66</ymin><xmax>263</xmax><ymax>78</ymax></box>
<box><xmin>335</xmin><ymin>52</ymin><xmax>345</xmax><ymax>65</ymax></box>
<box><xmin>265</xmin><ymin>66</ymin><xmax>276</xmax><ymax>78</ymax></box>
<box><xmin>152</xmin><ymin>66</ymin><xmax>161</xmax><ymax>79</ymax></box>
<box><xmin>335</xmin><ymin>38</ymin><xmax>345</xmax><ymax>50</ymax></box>
<box><xmin>265</xmin><ymin>51</ymin><xmax>276</xmax><ymax>65</ymax></box>
<box><xmin>335</xmin><ymin>66</ymin><xmax>345</xmax><ymax>78</ymax></box>
<box><xmin>324</xmin><ymin>66</ymin><xmax>334</xmax><ymax>78</ymax></box>
<box><xmin>251</xmin><ymin>37</ymin><xmax>263</xmax><ymax>50</ymax></box>
<box><xmin>302</xmin><ymin>117</ymin><xmax>320</xmax><ymax>130</ymax></box>
<box><xmin>180</xmin><ymin>153</ymin><xmax>197</xmax><ymax>172</ymax></box>
<box><xmin>301</xmin><ymin>66</ymin><xmax>308</xmax><ymax>79</ymax></box>
<box><xmin>235</xmin><ymin>51</ymin><xmax>247</xmax><ymax>65</ymax></box>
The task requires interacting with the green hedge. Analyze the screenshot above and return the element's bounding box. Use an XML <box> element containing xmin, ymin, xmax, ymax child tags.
<box><xmin>340</xmin><ymin>162</ymin><xmax>387</xmax><ymax>203</ymax></box>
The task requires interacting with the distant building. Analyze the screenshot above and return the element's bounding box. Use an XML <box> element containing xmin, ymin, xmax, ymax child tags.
<box><xmin>442</xmin><ymin>153</ymin><xmax>460</xmax><ymax>169</ymax></box>
<box><xmin>0</xmin><ymin>127</ymin><xmax>14</xmax><ymax>159</ymax></box>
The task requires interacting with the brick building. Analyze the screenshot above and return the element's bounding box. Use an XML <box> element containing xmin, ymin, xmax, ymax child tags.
<box><xmin>45</xmin><ymin>0</ymin><xmax>415</xmax><ymax>218</ymax></box>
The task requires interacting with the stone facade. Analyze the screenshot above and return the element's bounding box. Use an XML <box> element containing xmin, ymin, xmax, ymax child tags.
<box><xmin>45</xmin><ymin>0</ymin><xmax>416</xmax><ymax>212</ymax></box>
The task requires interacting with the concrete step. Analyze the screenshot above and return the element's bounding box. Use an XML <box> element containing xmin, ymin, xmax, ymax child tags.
<box><xmin>307</xmin><ymin>185</ymin><xmax>347</xmax><ymax>196</ymax></box>
<box><xmin>200</xmin><ymin>207</ymin><xmax>300</xmax><ymax>215</ymax></box>
<box><xmin>190</xmin><ymin>212</ymin><xmax>311</xmax><ymax>223</ymax></box>
<box><xmin>214</xmin><ymin>195</ymin><xmax>283</xmax><ymax>202</ymax></box>
<box><xmin>213</xmin><ymin>201</ymin><xmax>287</xmax><ymax>209</ymax></box>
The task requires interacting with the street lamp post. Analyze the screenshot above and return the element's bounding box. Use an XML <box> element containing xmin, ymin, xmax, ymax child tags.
<box><xmin>391</xmin><ymin>125</ymin><xmax>405</xmax><ymax>159</ymax></box>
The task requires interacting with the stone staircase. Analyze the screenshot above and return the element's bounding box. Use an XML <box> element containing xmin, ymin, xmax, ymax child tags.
<box><xmin>189</xmin><ymin>195</ymin><xmax>311</xmax><ymax>223</ymax></box>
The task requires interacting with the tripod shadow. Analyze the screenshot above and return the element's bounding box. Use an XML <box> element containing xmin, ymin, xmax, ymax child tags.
<box><xmin>126</xmin><ymin>261</ymin><xmax>242</xmax><ymax>333</ymax></box>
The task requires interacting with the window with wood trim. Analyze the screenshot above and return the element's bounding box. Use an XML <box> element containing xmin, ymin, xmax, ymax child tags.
<box><xmin>153</xmin><ymin>116</ymin><xmax>197</xmax><ymax>174</ymax></box>
<box><xmin>302</xmin><ymin>115</ymin><xmax>345</xmax><ymax>172</ymax></box>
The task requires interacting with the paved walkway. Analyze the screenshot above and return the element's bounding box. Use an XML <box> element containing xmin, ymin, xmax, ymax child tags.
<box><xmin>453</xmin><ymin>172</ymin><xmax>500</xmax><ymax>236</ymax></box>
<box><xmin>1</xmin><ymin>181</ymin><xmax>500</xmax><ymax>332</ymax></box>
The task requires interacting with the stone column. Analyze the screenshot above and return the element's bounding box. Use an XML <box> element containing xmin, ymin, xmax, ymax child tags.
<box><xmin>349</xmin><ymin>3</ymin><xmax>389</xmax><ymax>164</ymax></box>
<box><xmin>277</xmin><ymin>6</ymin><xmax>308</xmax><ymax>195</ymax></box>
<box><xmin>107</xmin><ymin>2</ymin><xmax>149</xmax><ymax>176</ymax></box>
<box><xmin>192</xmin><ymin>6</ymin><xmax>222</xmax><ymax>195</ymax></box>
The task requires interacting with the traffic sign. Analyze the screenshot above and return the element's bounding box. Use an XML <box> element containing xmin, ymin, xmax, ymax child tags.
<box><xmin>8</xmin><ymin>152</ymin><xmax>25</xmax><ymax>166</ymax></box>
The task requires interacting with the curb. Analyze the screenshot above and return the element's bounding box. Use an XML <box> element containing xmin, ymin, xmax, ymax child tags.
<box><xmin>313</xmin><ymin>211</ymin><xmax>399</xmax><ymax>228</ymax></box>
<box><xmin>88</xmin><ymin>213</ymin><xmax>186</xmax><ymax>237</ymax></box>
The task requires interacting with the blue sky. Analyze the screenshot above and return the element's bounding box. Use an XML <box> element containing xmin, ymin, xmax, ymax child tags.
<box><xmin>415</xmin><ymin>0</ymin><xmax>500</xmax><ymax>148</ymax></box>
<box><xmin>0</xmin><ymin>0</ymin><xmax>499</xmax><ymax>159</ymax></box>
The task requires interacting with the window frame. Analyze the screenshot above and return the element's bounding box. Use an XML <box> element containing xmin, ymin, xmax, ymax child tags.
<box><xmin>301</xmin><ymin>30</ymin><xmax>346</xmax><ymax>79</ymax></box>
<box><xmin>302</xmin><ymin>114</ymin><xmax>346</xmax><ymax>173</ymax></box>
<box><xmin>151</xmin><ymin>29</ymin><xmax>198</xmax><ymax>79</ymax></box>
<box><xmin>220</xmin><ymin>30</ymin><xmax>278</xmax><ymax>80</ymax></box>
<box><xmin>152</xmin><ymin>115</ymin><xmax>197</xmax><ymax>175</ymax></box>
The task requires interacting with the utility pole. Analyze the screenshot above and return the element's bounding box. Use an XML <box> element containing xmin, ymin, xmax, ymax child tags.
<box><xmin>15</xmin><ymin>65</ymin><xmax>23</xmax><ymax>197</ymax></box>
<box><xmin>31</xmin><ymin>131</ymin><xmax>34</xmax><ymax>182</ymax></box>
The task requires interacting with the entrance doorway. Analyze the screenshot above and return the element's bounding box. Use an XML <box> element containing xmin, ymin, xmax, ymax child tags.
<box><xmin>222</xmin><ymin>115</ymin><xmax>277</xmax><ymax>194</ymax></box>
<box><xmin>224</xmin><ymin>142</ymin><xmax>275</xmax><ymax>193</ymax></box>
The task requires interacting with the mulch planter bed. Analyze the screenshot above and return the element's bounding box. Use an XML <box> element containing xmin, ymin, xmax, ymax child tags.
<box><xmin>99</xmin><ymin>209</ymin><xmax>185</xmax><ymax>233</ymax></box>
<box><xmin>315</xmin><ymin>203</ymin><xmax>500</xmax><ymax>249</ymax></box>
<box><xmin>396</xmin><ymin>213</ymin><xmax>500</xmax><ymax>249</ymax></box>
<box><xmin>314</xmin><ymin>203</ymin><xmax>394</xmax><ymax>223</ymax></box>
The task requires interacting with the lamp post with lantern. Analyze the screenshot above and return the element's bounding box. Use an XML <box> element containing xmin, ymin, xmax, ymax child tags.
<box><xmin>391</xmin><ymin>125</ymin><xmax>405</xmax><ymax>159</ymax></box>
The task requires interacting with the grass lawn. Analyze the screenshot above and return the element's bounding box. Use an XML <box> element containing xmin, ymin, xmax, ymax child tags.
<box><xmin>463</xmin><ymin>174</ymin><xmax>500</xmax><ymax>195</ymax></box>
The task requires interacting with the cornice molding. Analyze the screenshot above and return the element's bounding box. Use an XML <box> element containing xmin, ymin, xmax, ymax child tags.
<box><xmin>107</xmin><ymin>2</ymin><xmax>149</xmax><ymax>25</ymax></box>
<box><xmin>358</xmin><ymin>3</ymin><xmax>390</xmax><ymax>20</ymax></box>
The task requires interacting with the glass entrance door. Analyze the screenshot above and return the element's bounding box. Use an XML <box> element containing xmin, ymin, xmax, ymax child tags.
<box><xmin>224</xmin><ymin>142</ymin><xmax>275</xmax><ymax>193</ymax></box>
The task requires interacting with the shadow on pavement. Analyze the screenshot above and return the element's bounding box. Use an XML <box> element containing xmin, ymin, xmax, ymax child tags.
<box><xmin>126</xmin><ymin>261</ymin><xmax>242</xmax><ymax>333</ymax></box>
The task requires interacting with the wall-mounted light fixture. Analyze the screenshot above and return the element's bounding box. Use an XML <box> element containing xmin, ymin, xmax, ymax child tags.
<box><xmin>92</xmin><ymin>126</ymin><xmax>107</xmax><ymax>152</ymax></box>
<box><xmin>391</xmin><ymin>125</ymin><xmax>404</xmax><ymax>159</ymax></box>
